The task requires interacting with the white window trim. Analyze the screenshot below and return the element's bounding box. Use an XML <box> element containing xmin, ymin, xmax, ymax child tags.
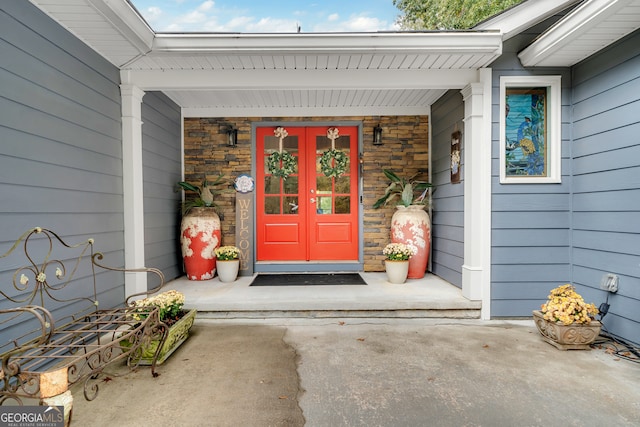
<box><xmin>499</xmin><ymin>75</ymin><xmax>561</xmax><ymax>184</ymax></box>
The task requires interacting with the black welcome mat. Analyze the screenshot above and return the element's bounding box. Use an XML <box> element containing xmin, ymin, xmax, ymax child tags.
<box><xmin>250</xmin><ymin>273</ymin><xmax>367</xmax><ymax>286</ymax></box>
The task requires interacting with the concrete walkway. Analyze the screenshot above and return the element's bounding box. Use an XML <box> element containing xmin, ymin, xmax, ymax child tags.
<box><xmin>71</xmin><ymin>318</ymin><xmax>640</xmax><ymax>426</ymax></box>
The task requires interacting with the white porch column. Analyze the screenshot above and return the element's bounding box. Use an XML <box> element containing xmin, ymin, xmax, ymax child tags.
<box><xmin>120</xmin><ymin>84</ymin><xmax>147</xmax><ymax>296</ymax></box>
<box><xmin>460</xmin><ymin>68</ymin><xmax>492</xmax><ymax>319</ymax></box>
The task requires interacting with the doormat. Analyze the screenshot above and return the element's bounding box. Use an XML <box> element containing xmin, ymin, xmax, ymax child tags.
<box><xmin>250</xmin><ymin>273</ymin><xmax>367</xmax><ymax>286</ymax></box>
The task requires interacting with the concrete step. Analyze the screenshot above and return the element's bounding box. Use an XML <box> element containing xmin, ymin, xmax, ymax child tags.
<box><xmin>168</xmin><ymin>272</ymin><xmax>481</xmax><ymax>320</ymax></box>
<box><xmin>196</xmin><ymin>308</ymin><xmax>481</xmax><ymax>319</ymax></box>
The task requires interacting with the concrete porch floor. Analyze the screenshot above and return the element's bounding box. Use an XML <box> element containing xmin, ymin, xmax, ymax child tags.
<box><xmin>166</xmin><ymin>272</ymin><xmax>482</xmax><ymax>319</ymax></box>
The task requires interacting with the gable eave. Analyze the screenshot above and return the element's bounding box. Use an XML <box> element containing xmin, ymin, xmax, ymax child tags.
<box><xmin>474</xmin><ymin>0</ymin><xmax>583</xmax><ymax>40</ymax></box>
<box><xmin>519</xmin><ymin>0</ymin><xmax>640</xmax><ymax>67</ymax></box>
<box><xmin>29</xmin><ymin>0</ymin><xmax>154</xmax><ymax>67</ymax></box>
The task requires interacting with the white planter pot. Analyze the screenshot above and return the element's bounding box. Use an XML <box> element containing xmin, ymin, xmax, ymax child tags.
<box><xmin>216</xmin><ymin>259</ymin><xmax>240</xmax><ymax>282</ymax></box>
<box><xmin>384</xmin><ymin>260</ymin><xmax>410</xmax><ymax>284</ymax></box>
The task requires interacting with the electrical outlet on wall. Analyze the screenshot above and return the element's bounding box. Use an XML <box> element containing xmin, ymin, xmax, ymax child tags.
<box><xmin>600</xmin><ymin>273</ymin><xmax>619</xmax><ymax>293</ymax></box>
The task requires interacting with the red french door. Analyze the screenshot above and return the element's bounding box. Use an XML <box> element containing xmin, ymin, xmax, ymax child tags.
<box><xmin>256</xmin><ymin>126</ymin><xmax>359</xmax><ymax>261</ymax></box>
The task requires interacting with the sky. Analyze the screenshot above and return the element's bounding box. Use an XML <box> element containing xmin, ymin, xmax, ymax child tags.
<box><xmin>129</xmin><ymin>0</ymin><xmax>401</xmax><ymax>33</ymax></box>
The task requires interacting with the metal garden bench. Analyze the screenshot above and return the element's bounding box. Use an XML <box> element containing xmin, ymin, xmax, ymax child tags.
<box><xmin>0</xmin><ymin>227</ymin><xmax>168</xmax><ymax>424</ymax></box>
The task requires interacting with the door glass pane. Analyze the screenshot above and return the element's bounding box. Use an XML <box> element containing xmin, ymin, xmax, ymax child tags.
<box><xmin>317</xmin><ymin>156</ymin><xmax>350</xmax><ymax>176</ymax></box>
<box><xmin>335</xmin><ymin>196</ymin><xmax>350</xmax><ymax>214</ymax></box>
<box><xmin>264</xmin><ymin>132</ymin><xmax>299</xmax><ymax>217</ymax></box>
<box><xmin>264</xmin><ymin>176</ymin><xmax>280</xmax><ymax>194</ymax></box>
<box><xmin>264</xmin><ymin>150</ymin><xmax>299</xmax><ymax>174</ymax></box>
<box><xmin>335</xmin><ymin>176</ymin><xmax>350</xmax><ymax>193</ymax></box>
<box><xmin>317</xmin><ymin>196</ymin><xmax>332</xmax><ymax>214</ymax></box>
<box><xmin>283</xmin><ymin>137</ymin><xmax>299</xmax><ymax>153</ymax></box>
<box><xmin>283</xmin><ymin>176</ymin><xmax>298</xmax><ymax>194</ymax></box>
<box><xmin>316</xmin><ymin>136</ymin><xmax>331</xmax><ymax>152</ymax></box>
<box><xmin>264</xmin><ymin>136</ymin><xmax>279</xmax><ymax>152</ymax></box>
<box><xmin>314</xmin><ymin>131</ymin><xmax>352</xmax><ymax>216</ymax></box>
<box><xmin>265</xmin><ymin>135</ymin><xmax>300</xmax><ymax>153</ymax></box>
<box><xmin>265</xmin><ymin>196</ymin><xmax>280</xmax><ymax>214</ymax></box>
<box><xmin>316</xmin><ymin>176</ymin><xmax>331</xmax><ymax>192</ymax></box>
<box><xmin>284</xmin><ymin>196</ymin><xmax>299</xmax><ymax>214</ymax></box>
<box><xmin>335</xmin><ymin>136</ymin><xmax>350</xmax><ymax>152</ymax></box>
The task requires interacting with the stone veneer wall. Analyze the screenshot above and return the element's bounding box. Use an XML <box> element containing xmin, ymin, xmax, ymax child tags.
<box><xmin>183</xmin><ymin>115</ymin><xmax>429</xmax><ymax>272</ymax></box>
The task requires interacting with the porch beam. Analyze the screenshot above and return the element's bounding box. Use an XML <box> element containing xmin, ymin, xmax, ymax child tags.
<box><xmin>120</xmin><ymin>68</ymin><xmax>481</xmax><ymax>91</ymax></box>
<box><xmin>120</xmin><ymin>84</ymin><xmax>147</xmax><ymax>297</ymax></box>
<box><xmin>182</xmin><ymin>105</ymin><xmax>432</xmax><ymax>118</ymax></box>
<box><xmin>152</xmin><ymin>31</ymin><xmax>502</xmax><ymax>54</ymax></box>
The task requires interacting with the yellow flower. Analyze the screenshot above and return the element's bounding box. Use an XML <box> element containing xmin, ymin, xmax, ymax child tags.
<box><xmin>129</xmin><ymin>290</ymin><xmax>185</xmax><ymax>322</ymax></box>
<box><xmin>540</xmin><ymin>284</ymin><xmax>598</xmax><ymax>325</ymax></box>
<box><xmin>214</xmin><ymin>246</ymin><xmax>240</xmax><ymax>261</ymax></box>
<box><xmin>383</xmin><ymin>243</ymin><xmax>416</xmax><ymax>261</ymax></box>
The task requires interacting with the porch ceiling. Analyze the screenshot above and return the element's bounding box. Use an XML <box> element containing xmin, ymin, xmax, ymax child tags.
<box><xmin>126</xmin><ymin>32</ymin><xmax>502</xmax><ymax>116</ymax></box>
<box><xmin>28</xmin><ymin>0</ymin><xmax>640</xmax><ymax>114</ymax></box>
<box><xmin>28</xmin><ymin>0</ymin><xmax>502</xmax><ymax>116</ymax></box>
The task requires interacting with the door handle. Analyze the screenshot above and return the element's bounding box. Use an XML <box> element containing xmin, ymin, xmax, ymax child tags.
<box><xmin>310</xmin><ymin>197</ymin><xmax>316</xmax><ymax>204</ymax></box>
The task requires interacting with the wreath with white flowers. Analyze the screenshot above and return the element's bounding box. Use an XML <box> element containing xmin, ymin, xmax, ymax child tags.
<box><xmin>267</xmin><ymin>127</ymin><xmax>297</xmax><ymax>179</ymax></box>
<box><xmin>267</xmin><ymin>150</ymin><xmax>297</xmax><ymax>179</ymax></box>
<box><xmin>319</xmin><ymin>127</ymin><xmax>349</xmax><ymax>178</ymax></box>
<box><xmin>320</xmin><ymin>149</ymin><xmax>348</xmax><ymax>178</ymax></box>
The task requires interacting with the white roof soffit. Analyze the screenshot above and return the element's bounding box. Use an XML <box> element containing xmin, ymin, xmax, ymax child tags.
<box><xmin>519</xmin><ymin>0</ymin><xmax>640</xmax><ymax>67</ymax></box>
<box><xmin>28</xmin><ymin>0</ymin><xmax>154</xmax><ymax>67</ymax></box>
<box><xmin>475</xmin><ymin>0</ymin><xmax>583</xmax><ymax>40</ymax></box>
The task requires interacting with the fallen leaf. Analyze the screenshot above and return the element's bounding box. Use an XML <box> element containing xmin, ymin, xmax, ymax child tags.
<box><xmin>279</xmin><ymin>395</ymin><xmax>288</xmax><ymax>400</ymax></box>
<box><xmin>339</xmin><ymin>321</ymin><xmax>345</xmax><ymax>326</ymax></box>
<box><xmin>614</xmin><ymin>358</ymin><xmax>621</xmax><ymax>361</ymax></box>
<box><xmin>102</xmin><ymin>377</ymin><xmax>112</xmax><ymax>383</ymax></box>
<box><xmin>357</xmin><ymin>338</ymin><xmax>365</xmax><ymax>342</ymax></box>
<box><xmin>482</xmin><ymin>344</ymin><xmax>489</xmax><ymax>348</ymax></box>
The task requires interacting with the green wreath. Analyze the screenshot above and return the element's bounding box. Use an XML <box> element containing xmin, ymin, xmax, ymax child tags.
<box><xmin>267</xmin><ymin>151</ymin><xmax>297</xmax><ymax>179</ymax></box>
<box><xmin>320</xmin><ymin>149</ymin><xmax>349</xmax><ymax>178</ymax></box>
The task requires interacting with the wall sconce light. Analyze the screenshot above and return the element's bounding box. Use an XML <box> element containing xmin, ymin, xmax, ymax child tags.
<box><xmin>227</xmin><ymin>126</ymin><xmax>238</xmax><ymax>147</ymax></box>
<box><xmin>373</xmin><ymin>124</ymin><xmax>383</xmax><ymax>145</ymax></box>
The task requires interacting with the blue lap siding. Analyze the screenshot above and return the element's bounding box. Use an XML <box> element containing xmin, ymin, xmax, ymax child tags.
<box><xmin>570</xmin><ymin>30</ymin><xmax>640</xmax><ymax>345</ymax></box>
<box><xmin>0</xmin><ymin>2</ymin><xmax>183</xmax><ymax>301</ymax></box>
